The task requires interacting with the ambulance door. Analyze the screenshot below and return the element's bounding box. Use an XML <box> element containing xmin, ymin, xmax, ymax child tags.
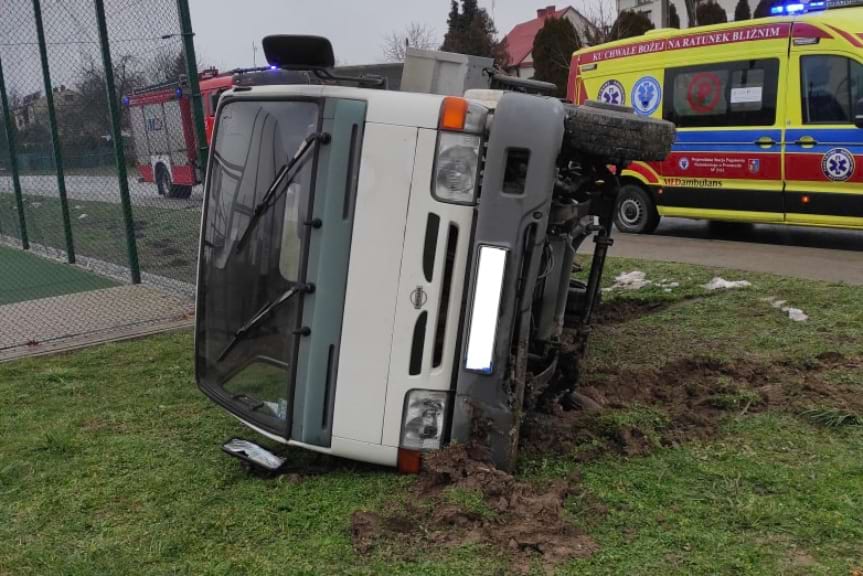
<box><xmin>784</xmin><ymin>37</ymin><xmax>863</xmax><ymax>227</ymax></box>
<box><xmin>659</xmin><ymin>58</ymin><xmax>784</xmax><ymax>222</ymax></box>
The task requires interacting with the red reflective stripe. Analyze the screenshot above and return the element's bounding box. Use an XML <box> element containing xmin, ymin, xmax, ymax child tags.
<box><xmin>660</xmin><ymin>152</ymin><xmax>782</xmax><ymax>180</ymax></box>
<box><xmin>626</xmin><ymin>161</ymin><xmax>661</xmax><ymax>184</ymax></box>
<box><xmin>786</xmin><ymin>152</ymin><xmax>863</xmax><ymax>182</ymax></box>
<box><xmin>576</xmin><ymin>78</ymin><xmax>587</xmax><ymax>104</ymax></box>
<box><xmin>566</xmin><ymin>54</ymin><xmax>579</xmax><ymax>103</ymax></box>
<box><xmin>825</xmin><ymin>24</ymin><xmax>863</xmax><ymax>47</ymax></box>
<box><xmin>579</xmin><ymin>23</ymin><xmax>791</xmax><ymax>64</ymax></box>
<box><xmin>792</xmin><ymin>22</ymin><xmax>833</xmax><ymax>39</ymax></box>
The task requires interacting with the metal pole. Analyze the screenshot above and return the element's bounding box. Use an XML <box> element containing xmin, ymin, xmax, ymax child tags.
<box><xmin>176</xmin><ymin>0</ymin><xmax>208</xmax><ymax>175</ymax></box>
<box><xmin>32</xmin><ymin>0</ymin><xmax>75</xmax><ymax>263</ymax></box>
<box><xmin>0</xmin><ymin>57</ymin><xmax>30</xmax><ymax>249</ymax></box>
<box><xmin>93</xmin><ymin>0</ymin><xmax>140</xmax><ymax>283</ymax></box>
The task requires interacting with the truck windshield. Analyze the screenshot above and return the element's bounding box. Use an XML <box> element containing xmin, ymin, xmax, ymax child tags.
<box><xmin>196</xmin><ymin>99</ymin><xmax>320</xmax><ymax>433</ymax></box>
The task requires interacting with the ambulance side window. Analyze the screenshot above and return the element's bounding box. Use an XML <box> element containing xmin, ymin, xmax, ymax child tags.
<box><xmin>800</xmin><ymin>55</ymin><xmax>863</xmax><ymax>124</ymax></box>
<box><xmin>663</xmin><ymin>59</ymin><xmax>779</xmax><ymax>128</ymax></box>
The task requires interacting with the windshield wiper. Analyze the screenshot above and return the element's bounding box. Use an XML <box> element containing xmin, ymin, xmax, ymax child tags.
<box><xmin>234</xmin><ymin>131</ymin><xmax>330</xmax><ymax>254</ymax></box>
<box><xmin>217</xmin><ymin>282</ymin><xmax>314</xmax><ymax>362</ymax></box>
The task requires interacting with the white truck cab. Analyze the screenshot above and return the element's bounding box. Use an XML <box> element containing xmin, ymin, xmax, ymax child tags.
<box><xmin>195</xmin><ymin>36</ymin><xmax>675</xmax><ymax>472</ymax></box>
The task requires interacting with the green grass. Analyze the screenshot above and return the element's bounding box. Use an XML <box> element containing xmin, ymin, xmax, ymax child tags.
<box><xmin>0</xmin><ymin>193</ymin><xmax>200</xmax><ymax>284</ymax></box>
<box><xmin>1</xmin><ymin>258</ymin><xmax>862</xmax><ymax>575</ymax></box>
<box><xmin>0</xmin><ymin>245</ymin><xmax>116</xmax><ymax>305</ymax></box>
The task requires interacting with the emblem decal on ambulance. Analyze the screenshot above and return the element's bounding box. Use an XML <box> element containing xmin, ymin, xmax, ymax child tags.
<box><xmin>821</xmin><ymin>148</ymin><xmax>855</xmax><ymax>181</ymax></box>
<box><xmin>631</xmin><ymin>76</ymin><xmax>661</xmax><ymax>116</ymax></box>
<box><xmin>678</xmin><ymin>157</ymin><xmax>690</xmax><ymax>171</ymax></box>
<box><xmin>748</xmin><ymin>159</ymin><xmax>760</xmax><ymax>174</ymax></box>
<box><xmin>598</xmin><ymin>79</ymin><xmax>625</xmax><ymax>106</ymax></box>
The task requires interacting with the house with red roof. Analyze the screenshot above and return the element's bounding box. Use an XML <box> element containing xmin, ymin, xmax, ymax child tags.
<box><xmin>502</xmin><ymin>5</ymin><xmax>596</xmax><ymax>79</ymax></box>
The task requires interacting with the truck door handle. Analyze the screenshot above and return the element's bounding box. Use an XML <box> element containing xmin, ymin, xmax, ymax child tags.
<box><xmin>794</xmin><ymin>136</ymin><xmax>818</xmax><ymax>147</ymax></box>
<box><xmin>754</xmin><ymin>136</ymin><xmax>776</xmax><ymax>147</ymax></box>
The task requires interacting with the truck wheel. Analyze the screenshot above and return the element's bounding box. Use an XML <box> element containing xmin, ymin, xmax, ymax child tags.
<box><xmin>155</xmin><ymin>164</ymin><xmax>170</xmax><ymax>196</ymax></box>
<box><xmin>614</xmin><ymin>184</ymin><xmax>660</xmax><ymax>234</ymax></box>
<box><xmin>563</xmin><ymin>101</ymin><xmax>676</xmax><ymax>164</ymax></box>
<box><xmin>168</xmin><ymin>184</ymin><xmax>192</xmax><ymax>199</ymax></box>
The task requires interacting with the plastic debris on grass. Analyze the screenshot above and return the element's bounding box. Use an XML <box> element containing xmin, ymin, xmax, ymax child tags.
<box><xmin>607</xmin><ymin>270</ymin><xmax>651</xmax><ymax>291</ymax></box>
<box><xmin>605</xmin><ymin>272</ymin><xmax>680</xmax><ymax>293</ymax></box>
<box><xmin>703</xmin><ymin>277</ymin><xmax>752</xmax><ymax>291</ymax></box>
<box><xmin>764</xmin><ymin>296</ymin><xmax>809</xmax><ymax>322</ymax></box>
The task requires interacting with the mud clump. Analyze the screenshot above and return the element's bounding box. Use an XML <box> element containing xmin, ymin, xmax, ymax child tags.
<box><xmin>351</xmin><ymin>443</ymin><xmax>599</xmax><ymax>573</ymax></box>
<box><xmin>590</xmin><ymin>299</ymin><xmax>671</xmax><ymax>325</ymax></box>
<box><xmin>523</xmin><ymin>345</ymin><xmax>863</xmax><ymax>460</ymax></box>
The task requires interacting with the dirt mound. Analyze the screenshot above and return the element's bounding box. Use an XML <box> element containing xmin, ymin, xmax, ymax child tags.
<box><xmin>351</xmin><ymin>443</ymin><xmax>599</xmax><ymax>573</ymax></box>
<box><xmin>590</xmin><ymin>298</ymin><xmax>671</xmax><ymax>325</ymax></box>
<box><xmin>523</xmin><ymin>347</ymin><xmax>863</xmax><ymax>459</ymax></box>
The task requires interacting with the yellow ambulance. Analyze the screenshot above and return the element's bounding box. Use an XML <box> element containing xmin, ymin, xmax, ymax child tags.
<box><xmin>568</xmin><ymin>0</ymin><xmax>863</xmax><ymax>233</ymax></box>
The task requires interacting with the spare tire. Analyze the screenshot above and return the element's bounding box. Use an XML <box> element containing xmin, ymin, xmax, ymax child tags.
<box><xmin>563</xmin><ymin>100</ymin><xmax>676</xmax><ymax>165</ymax></box>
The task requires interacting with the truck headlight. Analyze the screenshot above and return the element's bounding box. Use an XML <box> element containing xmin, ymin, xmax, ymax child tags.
<box><xmin>400</xmin><ymin>389</ymin><xmax>449</xmax><ymax>451</ymax></box>
<box><xmin>434</xmin><ymin>132</ymin><xmax>481</xmax><ymax>204</ymax></box>
<box><xmin>465</xmin><ymin>245</ymin><xmax>507</xmax><ymax>373</ymax></box>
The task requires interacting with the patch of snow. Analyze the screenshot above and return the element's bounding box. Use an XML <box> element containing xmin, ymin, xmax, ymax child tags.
<box><xmin>764</xmin><ymin>296</ymin><xmax>808</xmax><ymax>321</ymax></box>
<box><xmin>30</xmin><ymin>202</ymin><xmax>41</xmax><ymax>208</ymax></box>
<box><xmin>609</xmin><ymin>270</ymin><xmax>651</xmax><ymax>290</ymax></box>
<box><xmin>78</xmin><ymin>213</ymin><xmax>88</xmax><ymax>220</ymax></box>
<box><xmin>781</xmin><ymin>306</ymin><xmax>808</xmax><ymax>322</ymax></box>
<box><xmin>703</xmin><ymin>277</ymin><xmax>752</xmax><ymax>291</ymax></box>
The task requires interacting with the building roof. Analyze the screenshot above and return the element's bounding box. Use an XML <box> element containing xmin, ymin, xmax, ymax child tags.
<box><xmin>503</xmin><ymin>5</ymin><xmax>578</xmax><ymax>68</ymax></box>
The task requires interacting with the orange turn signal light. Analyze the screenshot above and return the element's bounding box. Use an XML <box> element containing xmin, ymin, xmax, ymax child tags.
<box><xmin>397</xmin><ymin>448</ymin><xmax>422</xmax><ymax>474</ymax></box>
<box><xmin>439</xmin><ymin>96</ymin><xmax>468</xmax><ymax>131</ymax></box>
<box><xmin>801</xmin><ymin>195</ymin><xmax>811</xmax><ymax>204</ymax></box>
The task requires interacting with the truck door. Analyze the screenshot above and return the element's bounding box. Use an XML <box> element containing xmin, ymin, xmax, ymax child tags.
<box><xmin>784</xmin><ymin>30</ymin><xmax>863</xmax><ymax>227</ymax></box>
<box><xmin>659</xmin><ymin>58</ymin><xmax>784</xmax><ymax>222</ymax></box>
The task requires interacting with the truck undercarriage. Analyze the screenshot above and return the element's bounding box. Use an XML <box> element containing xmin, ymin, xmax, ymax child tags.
<box><xmin>449</xmin><ymin>95</ymin><xmax>674</xmax><ymax>470</ymax></box>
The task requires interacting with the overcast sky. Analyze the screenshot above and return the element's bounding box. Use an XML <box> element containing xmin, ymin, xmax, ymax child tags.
<box><xmin>188</xmin><ymin>0</ymin><xmax>608</xmax><ymax>70</ymax></box>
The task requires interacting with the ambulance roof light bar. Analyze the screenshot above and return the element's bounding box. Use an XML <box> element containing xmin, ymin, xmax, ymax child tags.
<box><xmin>769</xmin><ymin>0</ymin><xmax>862</xmax><ymax>14</ymax></box>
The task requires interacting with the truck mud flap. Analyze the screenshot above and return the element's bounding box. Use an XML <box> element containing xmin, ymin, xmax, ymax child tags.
<box><xmin>451</xmin><ymin>93</ymin><xmax>565</xmax><ymax>471</ymax></box>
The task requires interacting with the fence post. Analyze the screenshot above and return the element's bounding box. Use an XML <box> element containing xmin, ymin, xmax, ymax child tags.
<box><xmin>93</xmin><ymin>0</ymin><xmax>141</xmax><ymax>284</ymax></box>
<box><xmin>176</xmin><ymin>0</ymin><xmax>209</xmax><ymax>176</ymax></box>
<box><xmin>0</xmin><ymin>57</ymin><xmax>30</xmax><ymax>250</ymax></box>
<box><xmin>32</xmin><ymin>0</ymin><xmax>75</xmax><ymax>263</ymax></box>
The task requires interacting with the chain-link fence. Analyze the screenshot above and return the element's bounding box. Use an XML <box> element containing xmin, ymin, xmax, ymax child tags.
<box><xmin>0</xmin><ymin>0</ymin><xmax>205</xmax><ymax>358</ymax></box>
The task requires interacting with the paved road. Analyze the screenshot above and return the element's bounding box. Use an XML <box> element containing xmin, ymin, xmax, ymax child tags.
<box><xmin>0</xmin><ymin>174</ymin><xmax>203</xmax><ymax>208</ymax></box>
<box><xmin>581</xmin><ymin>218</ymin><xmax>863</xmax><ymax>285</ymax></box>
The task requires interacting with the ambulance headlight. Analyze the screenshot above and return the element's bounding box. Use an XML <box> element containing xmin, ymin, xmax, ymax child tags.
<box><xmin>434</xmin><ymin>132</ymin><xmax>481</xmax><ymax>204</ymax></box>
<box><xmin>400</xmin><ymin>390</ymin><xmax>449</xmax><ymax>451</ymax></box>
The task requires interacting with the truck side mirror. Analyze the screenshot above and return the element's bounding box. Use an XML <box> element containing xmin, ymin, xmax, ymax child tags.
<box><xmin>855</xmin><ymin>98</ymin><xmax>863</xmax><ymax>129</ymax></box>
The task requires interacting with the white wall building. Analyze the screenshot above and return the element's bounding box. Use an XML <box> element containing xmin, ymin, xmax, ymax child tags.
<box><xmin>617</xmin><ymin>0</ymin><xmax>744</xmax><ymax>29</ymax></box>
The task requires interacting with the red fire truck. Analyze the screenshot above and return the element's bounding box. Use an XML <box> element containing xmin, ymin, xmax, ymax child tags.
<box><xmin>125</xmin><ymin>69</ymin><xmax>233</xmax><ymax>198</ymax></box>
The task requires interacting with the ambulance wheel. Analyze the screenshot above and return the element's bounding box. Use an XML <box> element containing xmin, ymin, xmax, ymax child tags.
<box><xmin>563</xmin><ymin>101</ymin><xmax>676</xmax><ymax>164</ymax></box>
<box><xmin>614</xmin><ymin>184</ymin><xmax>660</xmax><ymax>234</ymax></box>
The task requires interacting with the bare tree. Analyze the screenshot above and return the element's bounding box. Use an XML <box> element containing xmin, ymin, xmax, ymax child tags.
<box><xmin>582</xmin><ymin>1</ymin><xmax>616</xmax><ymax>45</ymax></box>
<box><xmin>382</xmin><ymin>22</ymin><xmax>438</xmax><ymax>62</ymax></box>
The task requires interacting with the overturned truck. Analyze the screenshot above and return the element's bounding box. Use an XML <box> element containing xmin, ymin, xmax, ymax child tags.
<box><xmin>195</xmin><ymin>36</ymin><xmax>675</xmax><ymax>473</ymax></box>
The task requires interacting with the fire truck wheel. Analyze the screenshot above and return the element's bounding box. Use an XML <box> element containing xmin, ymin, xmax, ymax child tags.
<box><xmin>168</xmin><ymin>185</ymin><xmax>192</xmax><ymax>199</ymax></box>
<box><xmin>613</xmin><ymin>184</ymin><xmax>660</xmax><ymax>234</ymax></box>
<box><xmin>155</xmin><ymin>164</ymin><xmax>171</xmax><ymax>196</ymax></box>
<box><xmin>563</xmin><ymin>101</ymin><xmax>676</xmax><ymax>165</ymax></box>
